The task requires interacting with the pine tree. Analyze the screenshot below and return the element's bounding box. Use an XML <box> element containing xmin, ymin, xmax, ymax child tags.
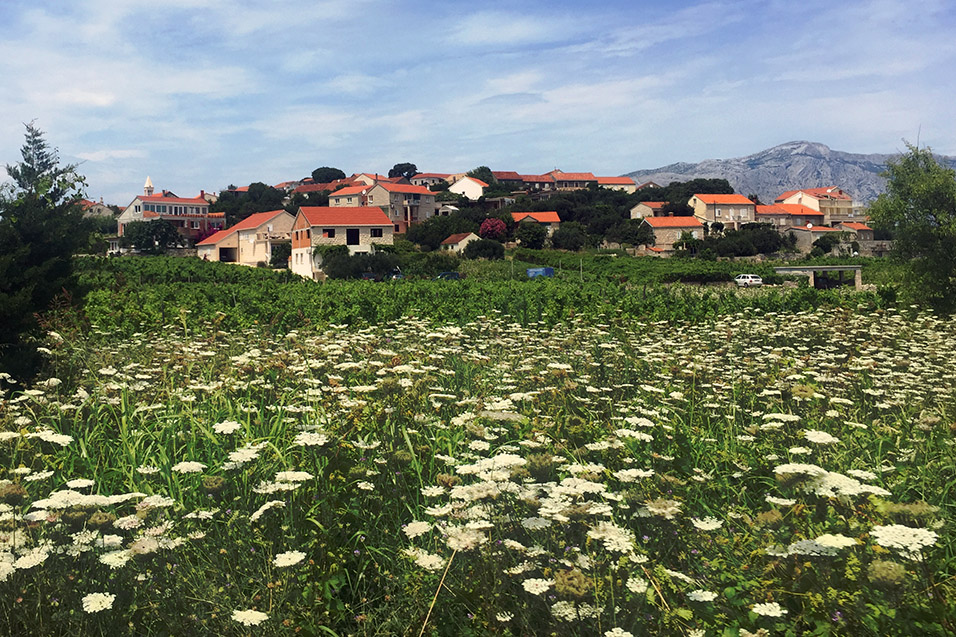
<box><xmin>0</xmin><ymin>122</ymin><xmax>89</xmax><ymax>382</ymax></box>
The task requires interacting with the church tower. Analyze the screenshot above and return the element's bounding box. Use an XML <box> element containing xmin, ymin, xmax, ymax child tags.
<box><xmin>144</xmin><ymin>176</ymin><xmax>154</xmax><ymax>197</ymax></box>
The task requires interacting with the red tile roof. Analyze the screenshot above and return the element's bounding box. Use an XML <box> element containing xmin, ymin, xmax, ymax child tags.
<box><xmin>776</xmin><ymin>187</ymin><xmax>852</xmax><ymax>202</ymax></box>
<box><xmin>642</xmin><ymin>216</ymin><xmax>703</xmax><ymax>228</ymax></box>
<box><xmin>492</xmin><ymin>171</ymin><xmax>522</xmax><ymax>181</ymax></box>
<box><xmin>520</xmin><ymin>174</ymin><xmax>555</xmax><ymax>183</ymax></box>
<box><xmin>298</xmin><ymin>206</ymin><xmax>391</xmax><ymax>226</ymax></box>
<box><xmin>413</xmin><ymin>173</ymin><xmax>451</xmax><ymax>179</ymax></box>
<box><xmin>635</xmin><ymin>201</ymin><xmax>667</xmax><ymax>209</ymax></box>
<box><xmin>456</xmin><ymin>177</ymin><xmax>488</xmax><ymax>188</ymax></box>
<box><xmin>376</xmin><ymin>183</ymin><xmax>434</xmax><ymax>195</ymax></box>
<box><xmin>512</xmin><ymin>211</ymin><xmax>561</xmax><ymax>223</ymax></box>
<box><xmin>441</xmin><ymin>232</ymin><xmax>477</xmax><ymax>245</ymax></box>
<box><xmin>692</xmin><ymin>194</ymin><xmax>754</xmax><ymax>205</ymax></box>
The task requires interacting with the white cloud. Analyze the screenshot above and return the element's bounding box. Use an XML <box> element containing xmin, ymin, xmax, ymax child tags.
<box><xmin>76</xmin><ymin>149</ymin><xmax>147</xmax><ymax>162</ymax></box>
<box><xmin>445</xmin><ymin>10</ymin><xmax>583</xmax><ymax>47</ymax></box>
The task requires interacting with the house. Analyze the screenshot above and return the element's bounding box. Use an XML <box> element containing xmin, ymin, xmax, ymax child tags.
<box><xmin>755</xmin><ymin>204</ymin><xmax>825</xmax><ymax>231</ymax></box>
<box><xmin>512</xmin><ymin>211</ymin><xmax>561</xmax><ymax>236</ymax></box>
<box><xmin>196</xmin><ymin>209</ymin><xmax>294</xmax><ymax>265</ymax></box>
<box><xmin>837</xmin><ymin>221</ymin><xmax>875</xmax><ymax>241</ymax></box>
<box><xmin>547</xmin><ymin>170</ymin><xmax>597</xmax><ymax>190</ymax></box>
<box><xmin>775</xmin><ymin>187</ymin><xmax>864</xmax><ymax>225</ymax></box>
<box><xmin>491</xmin><ymin>171</ymin><xmax>524</xmax><ymax>189</ymax></box>
<box><xmin>410</xmin><ymin>173</ymin><xmax>452</xmax><ymax>187</ymax></box>
<box><xmin>636</xmin><ymin>180</ymin><xmax>662</xmax><ymax>190</ymax></box>
<box><xmin>289</xmin><ymin>206</ymin><xmax>394</xmax><ymax>279</ymax></box>
<box><xmin>448</xmin><ymin>176</ymin><xmax>488</xmax><ymax>200</ymax></box>
<box><xmin>117</xmin><ymin>177</ymin><xmax>224</xmax><ymax>242</ymax></box>
<box><xmin>596</xmin><ymin>176</ymin><xmax>637</xmax><ymax>193</ymax></box>
<box><xmin>688</xmin><ymin>194</ymin><xmax>756</xmax><ymax>230</ymax></box>
<box><xmin>787</xmin><ymin>225</ymin><xmax>846</xmax><ymax>253</ymax></box>
<box><xmin>329</xmin><ymin>182</ymin><xmax>438</xmax><ymax>233</ymax></box>
<box><xmin>520</xmin><ymin>174</ymin><xmax>555</xmax><ymax>191</ymax></box>
<box><xmin>440</xmin><ymin>232</ymin><xmax>480</xmax><ymax>253</ymax></box>
<box><xmin>640</xmin><ymin>216</ymin><xmax>704</xmax><ymax>252</ymax></box>
<box><xmin>79</xmin><ymin>198</ymin><xmax>113</xmax><ymax>217</ymax></box>
<box><xmin>630</xmin><ymin>201</ymin><xmax>668</xmax><ymax>219</ymax></box>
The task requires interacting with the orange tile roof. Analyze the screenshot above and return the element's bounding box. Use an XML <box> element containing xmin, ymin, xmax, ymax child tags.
<box><xmin>692</xmin><ymin>194</ymin><xmax>753</xmax><ymax>205</ymax></box>
<box><xmin>776</xmin><ymin>186</ymin><xmax>853</xmax><ymax>202</ymax></box>
<box><xmin>141</xmin><ymin>194</ymin><xmax>209</xmax><ymax>206</ymax></box>
<box><xmin>520</xmin><ymin>174</ymin><xmax>555</xmax><ymax>183</ymax></box>
<box><xmin>642</xmin><ymin>216</ymin><xmax>703</xmax><ymax>228</ymax></box>
<box><xmin>196</xmin><ymin>229</ymin><xmax>233</xmax><ymax>246</ymax></box>
<box><xmin>636</xmin><ymin>201</ymin><xmax>667</xmax><ymax>209</ymax></box>
<box><xmin>328</xmin><ymin>185</ymin><xmax>368</xmax><ymax>197</ymax></box>
<box><xmin>457</xmin><ymin>177</ymin><xmax>488</xmax><ymax>187</ymax></box>
<box><xmin>512</xmin><ymin>211</ymin><xmax>561</xmax><ymax>223</ymax></box>
<box><xmin>597</xmin><ymin>176</ymin><xmax>635</xmax><ymax>185</ymax></box>
<box><xmin>299</xmin><ymin>206</ymin><xmax>391</xmax><ymax>226</ymax></box>
<box><xmin>840</xmin><ymin>222</ymin><xmax>873</xmax><ymax>231</ymax></box>
<box><xmin>756</xmin><ymin>203</ymin><xmax>823</xmax><ymax>217</ymax></box>
<box><xmin>413</xmin><ymin>173</ymin><xmax>451</xmax><ymax>179</ymax></box>
<box><xmin>790</xmin><ymin>225</ymin><xmax>842</xmax><ymax>232</ymax></box>
<box><xmin>551</xmin><ymin>171</ymin><xmax>597</xmax><ymax>181</ymax></box>
<box><xmin>441</xmin><ymin>232</ymin><xmax>477</xmax><ymax>245</ymax></box>
<box><xmin>377</xmin><ymin>182</ymin><xmax>434</xmax><ymax>195</ymax></box>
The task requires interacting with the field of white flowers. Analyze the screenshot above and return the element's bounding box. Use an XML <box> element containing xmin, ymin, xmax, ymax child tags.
<box><xmin>1</xmin><ymin>305</ymin><xmax>953</xmax><ymax>636</ymax></box>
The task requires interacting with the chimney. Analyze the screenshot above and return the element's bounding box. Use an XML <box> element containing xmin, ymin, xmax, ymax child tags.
<box><xmin>200</xmin><ymin>189</ymin><xmax>205</xmax><ymax>199</ymax></box>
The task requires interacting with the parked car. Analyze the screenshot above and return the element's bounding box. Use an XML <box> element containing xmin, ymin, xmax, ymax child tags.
<box><xmin>734</xmin><ymin>274</ymin><xmax>763</xmax><ymax>288</ymax></box>
<box><xmin>434</xmin><ymin>271</ymin><xmax>461</xmax><ymax>280</ymax></box>
<box><xmin>360</xmin><ymin>272</ymin><xmax>380</xmax><ymax>281</ymax></box>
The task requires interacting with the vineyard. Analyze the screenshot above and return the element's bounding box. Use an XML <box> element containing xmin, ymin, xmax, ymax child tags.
<box><xmin>1</xmin><ymin>256</ymin><xmax>952</xmax><ymax>636</ymax></box>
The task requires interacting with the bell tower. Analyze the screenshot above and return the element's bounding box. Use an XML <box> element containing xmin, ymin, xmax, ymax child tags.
<box><xmin>144</xmin><ymin>176</ymin><xmax>154</xmax><ymax>197</ymax></box>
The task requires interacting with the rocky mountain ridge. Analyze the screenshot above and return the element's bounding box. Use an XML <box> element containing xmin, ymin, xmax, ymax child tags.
<box><xmin>625</xmin><ymin>141</ymin><xmax>956</xmax><ymax>204</ymax></box>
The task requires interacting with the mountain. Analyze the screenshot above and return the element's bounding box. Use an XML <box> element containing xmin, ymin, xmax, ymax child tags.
<box><xmin>625</xmin><ymin>141</ymin><xmax>956</xmax><ymax>204</ymax></box>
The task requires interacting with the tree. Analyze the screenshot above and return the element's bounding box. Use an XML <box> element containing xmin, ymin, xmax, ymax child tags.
<box><xmin>463</xmin><ymin>238</ymin><xmax>504</xmax><ymax>260</ymax></box>
<box><xmin>388</xmin><ymin>163</ymin><xmax>418</xmax><ymax>180</ymax></box>
<box><xmin>515</xmin><ymin>221</ymin><xmax>547</xmax><ymax>249</ymax></box>
<box><xmin>869</xmin><ymin>143</ymin><xmax>956</xmax><ymax>309</ymax></box>
<box><xmin>467</xmin><ymin>166</ymin><xmax>496</xmax><ymax>186</ymax></box>
<box><xmin>551</xmin><ymin>221</ymin><xmax>589</xmax><ymax>251</ymax></box>
<box><xmin>121</xmin><ymin>219</ymin><xmax>183</xmax><ymax>253</ymax></box>
<box><xmin>479</xmin><ymin>218</ymin><xmax>506</xmax><ymax>240</ymax></box>
<box><xmin>1</xmin><ymin>122</ymin><xmax>89</xmax><ymax>381</ymax></box>
<box><xmin>269</xmin><ymin>242</ymin><xmax>291</xmax><ymax>268</ymax></box>
<box><xmin>311</xmin><ymin>166</ymin><xmax>346</xmax><ymax>184</ymax></box>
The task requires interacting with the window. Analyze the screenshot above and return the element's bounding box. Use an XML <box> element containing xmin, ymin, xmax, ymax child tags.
<box><xmin>306</xmin><ymin>229</ymin><xmax>311</xmax><ymax>238</ymax></box>
<box><xmin>192</xmin><ymin>221</ymin><xmax>200</xmax><ymax>229</ymax></box>
<box><xmin>323</xmin><ymin>228</ymin><xmax>335</xmax><ymax>239</ymax></box>
<box><xmin>394</xmin><ymin>224</ymin><xmax>400</xmax><ymax>232</ymax></box>
<box><xmin>134</xmin><ymin>205</ymin><xmax>141</xmax><ymax>213</ymax></box>
<box><xmin>346</xmin><ymin>228</ymin><xmax>360</xmax><ymax>245</ymax></box>
<box><xmin>716</xmin><ymin>209</ymin><xmax>722</xmax><ymax>218</ymax></box>
<box><xmin>371</xmin><ymin>228</ymin><xmax>383</xmax><ymax>238</ymax></box>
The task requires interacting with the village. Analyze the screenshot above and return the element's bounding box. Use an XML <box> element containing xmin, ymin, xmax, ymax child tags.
<box><xmin>98</xmin><ymin>168</ymin><xmax>888</xmax><ymax>280</ymax></box>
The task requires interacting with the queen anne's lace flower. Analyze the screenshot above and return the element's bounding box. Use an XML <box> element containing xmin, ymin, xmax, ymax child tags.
<box><xmin>752</xmin><ymin>601</ymin><xmax>788</xmax><ymax>617</ymax></box>
<box><xmin>232</xmin><ymin>609</ymin><xmax>268</xmax><ymax>626</ymax></box>
<box><xmin>81</xmin><ymin>592</ymin><xmax>116</xmax><ymax>613</ymax></box>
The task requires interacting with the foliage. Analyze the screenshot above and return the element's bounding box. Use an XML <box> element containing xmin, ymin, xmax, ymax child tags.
<box><xmin>120</xmin><ymin>219</ymin><xmax>183</xmax><ymax>254</ymax></box>
<box><xmin>463</xmin><ymin>238</ymin><xmax>505</xmax><ymax>260</ymax></box>
<box><xmin>811</xmin><ymin>232</ymin><xmax>846</xmax><ymax>256</ymax></box>
<box><xmin>479</xmin><ymin>218</ymin><xmax>506</xmax><ymax>240</ymax></box>
<box><xmin>4</xmin><ymin>293</ymin><xmax>954</xmax><ymax>635</ymax></box>
<box><xmin>677</xmin><ymin>223</ymin><xmax>794</xmax><ymax>258</ymax></box>
<box><xmin>551</xmin><ymin>221</ymin><xmax>589</xmax><ymax>251</ymax></box>
<box><xmin>268</xmin><ymin>242</ymin><xmax>291</xmax><ymax>268</ymax></box>
<box><xmin>868</xmin><ymin>143</ymin><xmax>956</xmax><ymax>310</ymax></box>
<box><xmin>388</xmin><ymin>162</ymin><xmax>418</xmax><ymax>180</ymax></box>
<box><xmin>310</xmin><ymin>166</ymin><xmax>346</xmax><ymax>183</ymax></box>
<box><xmin>661</xmin><ymin>201</ymin><xmax>694</xmax><ymax>216</ymax></box>
<box><xmin>605</xmin><ymin>219</ymin><xmax>654</xmax><ymax>247</ymax></box>
<box><xmin>405</xmin><ymin>214</ymin><xmax>477</xmax><ymax>251</ymax></box>
<box><xmin>210</xmin><ymin>183</ymin><xmax>286</xmax><ymax>226</ymax></box>
<box><xmin>0</xmin><ymin>123</ymin><xmax>88</xmax><ymax>381</ymax></box>
<box><xmin>467</xmin><ymin>166</ymin><xmax>496</xmax><ymax>186</ymax></box>
<box><xmin>515</xmin><ymin>221</ymin><xmax>547</xmax><ymax>249</ymax></box>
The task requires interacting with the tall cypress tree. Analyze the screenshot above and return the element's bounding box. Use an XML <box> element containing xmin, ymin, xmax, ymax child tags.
<box><xmin>0</xmin><ymin>122</ymin><xmax>88</xmax><ymax>382</ymax></box>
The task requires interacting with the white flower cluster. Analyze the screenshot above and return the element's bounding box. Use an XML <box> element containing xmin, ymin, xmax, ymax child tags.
<box><xmin>870</xmin><ymin>524</ymin><xmax>938</xmax><ymax>558</ymax></box>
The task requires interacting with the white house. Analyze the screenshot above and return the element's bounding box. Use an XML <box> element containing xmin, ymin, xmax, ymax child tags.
<box><xmin>289</xmin><ymin>206</ymin><xmax>394</xmax><ymax>279</ymax></box>
<box><xmin>448</xmin><ymin>176</ymin><xmax>488</xmax><ymax>200</ymax></box>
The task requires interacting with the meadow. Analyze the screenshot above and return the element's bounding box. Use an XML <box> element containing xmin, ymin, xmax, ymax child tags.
<box><xmin>0</xmin><ymin>258</ymin><xmax>952</xmax><ymax>636</ymax></box>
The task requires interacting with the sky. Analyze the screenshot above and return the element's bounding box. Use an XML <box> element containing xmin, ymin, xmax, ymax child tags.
<box><xmin>1</xmin><ymin>0</ymin><xmax>954</xmax><ymax>206</ymax></box>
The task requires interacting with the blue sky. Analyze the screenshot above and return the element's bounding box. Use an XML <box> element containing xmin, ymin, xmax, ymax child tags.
<box><xmin>1</xmin><ymin>0</ymin><xmax>954</xmax><ymax>206</ymax></box>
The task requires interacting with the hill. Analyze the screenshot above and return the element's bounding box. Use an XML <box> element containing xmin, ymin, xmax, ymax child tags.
<box><xmin>626</xmin><ymin>141</ymin><xmax>956</xmax><ymax>204</ymax></box>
